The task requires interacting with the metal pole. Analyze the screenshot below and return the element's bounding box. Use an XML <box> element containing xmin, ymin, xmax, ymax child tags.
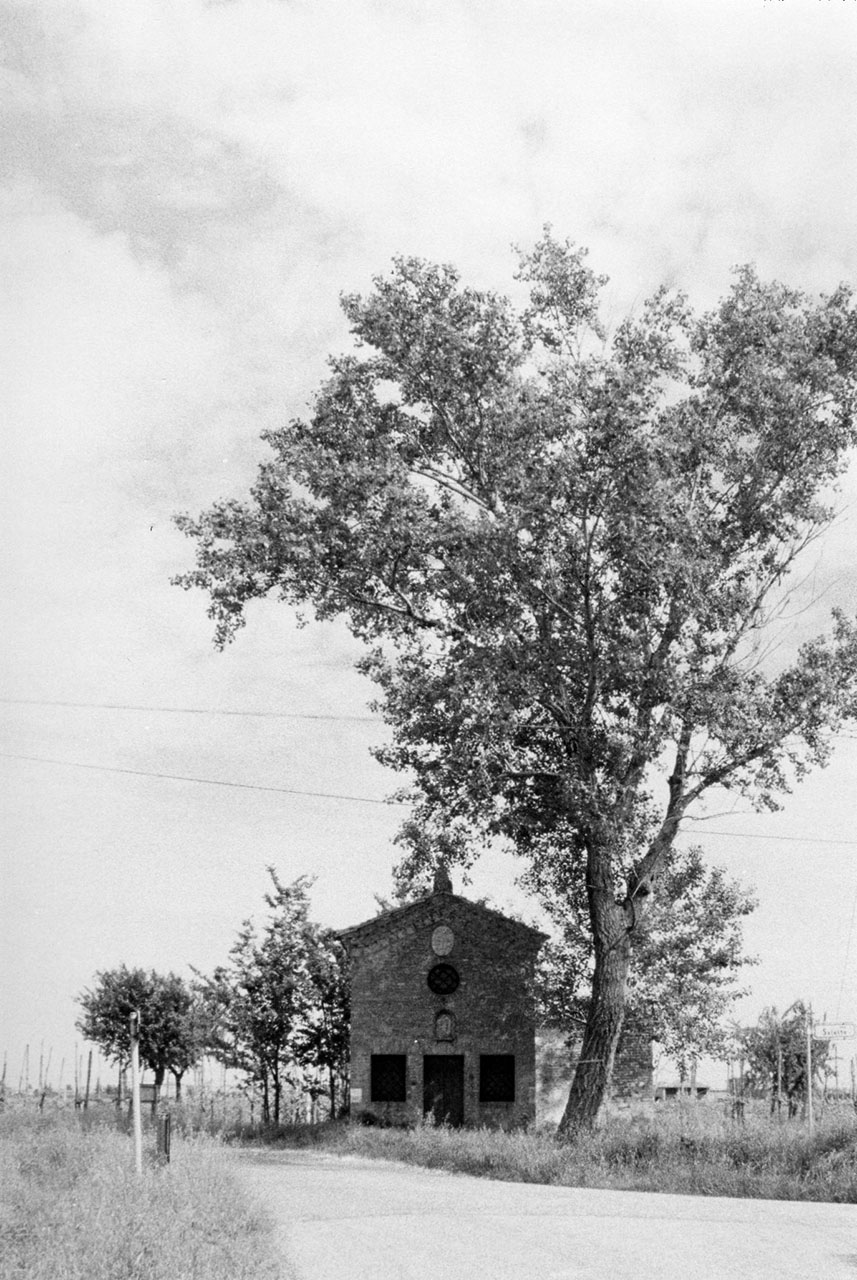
<box><xmin>806</xmin><ymin>1004</ymin><xmax>814</xmax><ymax>1138</ymax></box>
<box><xmin>130</xmin><ymin>1012</ymin><xmax>143</xmax><ymax>1175</ymax></box>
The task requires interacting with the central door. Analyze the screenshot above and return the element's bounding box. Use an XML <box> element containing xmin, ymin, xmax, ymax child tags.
<box><xmin>423</xmin><ymin>1055</ymin><xmax>464</xmax><ymax>1127</ymax></box>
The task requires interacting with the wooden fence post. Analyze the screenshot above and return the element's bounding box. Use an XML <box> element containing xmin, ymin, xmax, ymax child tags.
<box><xmin>129</xmin><ymin>1012</ymin><xmax>143</xmax><ymax>1175</ymax></box>
<box><xmin>156</xmin><ymin>1112</ymin><xmax>171</xmax><ymax>1165</ymax></box>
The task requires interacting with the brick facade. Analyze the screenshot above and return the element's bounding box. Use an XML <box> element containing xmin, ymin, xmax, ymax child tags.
<box><xmin>536</xmin><ymin>1028</ymin><xmax>655</xmax><ymax>1123</ymax></box>
<box><xmin>338</xmin><ymin>873</ymin><xmax>547</xmax><ymax>1129</ymax></box>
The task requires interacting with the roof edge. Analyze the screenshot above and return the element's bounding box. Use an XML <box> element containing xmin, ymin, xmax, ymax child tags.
<box><xmin>336</xmin><ymin>889</ymin><xmax>548</xmax><ymax>945</ymax></box>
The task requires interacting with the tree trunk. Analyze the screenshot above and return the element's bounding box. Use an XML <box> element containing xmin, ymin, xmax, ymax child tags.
<box><xmin>173</xmin><ymin>1070</ymin><xmax>183</xmax><ymax>1102</ymax></box>
<box><xmin>558</xmin><ymin>896</ymin><xmax>631</xmax><ymax>1135</ymax></box>
<box><xmin>153</xmin><ymin>1066</ymin><xmax>165</xmax><ymax>1113</ymax></box>
<box><xmin>272</xmin><ymin>1060</ymin><xmax>281</xmax><ymax>1127</ymax></box>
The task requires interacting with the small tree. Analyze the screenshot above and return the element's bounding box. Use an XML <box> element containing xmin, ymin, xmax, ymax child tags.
<box><xmin>76</xmin><ymin>967</ymin><xmax>205</xmax><ymax>1106</ymax></box>
<box><xmin>536</xmin><ymin>846</ymin><xmax>756</xmax><ymax>1077</ymax></box>
<box><xmin>626</xmin><ymin>849</ymin><xmax>757</xmax><ymax>1075</ymax></box>
<box><xmin>199</xmin><ymin>870</ymin><xmax>349</xmax><ymax>1124</ymax></box>
<box><xmin>292</xmin><ymin>930</ymin><xmax>350</xmax><ymax>1118</ymax></box>
<box><xmin>739</xmin><ymin>1003</ymin><xmax>831</xmax><ymax>1117</ymax></box>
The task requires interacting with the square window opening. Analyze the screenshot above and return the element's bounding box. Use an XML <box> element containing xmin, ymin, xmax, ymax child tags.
<box><xmin>479</xmin><ymin>1054</ymin><xmax>515</xmax><ymax>1103</ymax></box>
<box><xmin>370</xmin><ymin>1054</ymin><xmax>407</xmax><ymax>1102</ymax></box>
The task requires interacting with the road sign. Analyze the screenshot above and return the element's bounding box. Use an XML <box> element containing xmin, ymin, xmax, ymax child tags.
<box><xmin>813</xmin><ymin>1022</ymin><xmax>855</xmax><ymax>1041</ymax></box>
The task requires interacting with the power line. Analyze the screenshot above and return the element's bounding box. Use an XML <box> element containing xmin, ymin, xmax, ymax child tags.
<box><xmin>682</xmin><ymin>829</ymin><xmax>857</xmax><ymax>847</ymax></box>
<box><xmin>1</xmin><ymin>750</ymin><xmax>855</xmax><ymax>842</ymax></box>
<box><xmin>0</xmin><ymin>751</ymin><xmax>403</xmax><ymax>807</ymax></box>
<box><xmin>3</xmin><ymin>697</ymin><xmax>854</xmax><ymax>741</ymax></box>
<box><xmin>0</xmin><ymin>696</ymin><xmax>377</xmax><ymax>722</ymax></box>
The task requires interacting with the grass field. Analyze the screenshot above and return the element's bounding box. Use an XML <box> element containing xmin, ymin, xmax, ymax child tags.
<box><xmin>0</xmin><ymin>1105</ymin><xmax>291</xmax><ymax>1280</ymax></box>
<box><xmin>233</xmin><ymin>1101</ymin><xmax>857</xmax><ymax>1203</ymax></box>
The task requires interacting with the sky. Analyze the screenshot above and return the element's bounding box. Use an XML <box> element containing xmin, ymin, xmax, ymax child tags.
<box><xmin>2</xmin><ymin>0</ymin><xmax>856</xmax><ymax>1094</ymax></box>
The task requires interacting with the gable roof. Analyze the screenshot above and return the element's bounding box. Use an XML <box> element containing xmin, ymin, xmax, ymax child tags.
<box><xmin>336</xmin><ymin>884</ymin><xmax>548</xmax><ymax>949</ymax></box>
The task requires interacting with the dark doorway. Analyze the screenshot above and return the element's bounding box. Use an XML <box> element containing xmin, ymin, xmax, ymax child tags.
<box><xmin>423</xmin><ymin>1055</ymin><xmax>464</xmax><ymax>1126</ymax></box>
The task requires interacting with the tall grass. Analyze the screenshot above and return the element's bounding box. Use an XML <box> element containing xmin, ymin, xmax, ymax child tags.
<box><xmin>235</xmin><ymin>1102</ymin><xmax>857</xmax><ymax>1203</ymax></box>
<box><xmin>0</xmin><ymin>1107</ymin><xmax>291</xmax><ymax>1279</ymax></box>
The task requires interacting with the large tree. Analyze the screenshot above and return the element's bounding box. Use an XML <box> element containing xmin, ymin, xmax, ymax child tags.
<box><xmin>176</xmin><ymin>232</ymin><xmax>857</xmax><ymax>1130</ymax></box>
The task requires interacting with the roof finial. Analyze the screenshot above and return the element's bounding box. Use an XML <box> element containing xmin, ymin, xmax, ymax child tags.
<box><xmin>433</xmin><ymin>862</ymin><xmax>452</xmax><ymax>894</ymax></box>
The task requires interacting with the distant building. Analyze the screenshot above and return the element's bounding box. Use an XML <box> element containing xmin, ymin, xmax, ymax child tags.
<box><xmin>337</xmin><ymin>867</ymin><xmax>547</xmax><ymax>1128</ymax></box>
<box><xmin>654</xmin><ymin>1083</ymin><xmax>711</xmax><ymax>1101</ymax></box>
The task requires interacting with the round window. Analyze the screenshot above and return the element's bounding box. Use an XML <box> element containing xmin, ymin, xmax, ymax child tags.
<box><xmin>427</xmin><ymin>963</ymin><xmax>460</xmax><ymax>995</ymax></box>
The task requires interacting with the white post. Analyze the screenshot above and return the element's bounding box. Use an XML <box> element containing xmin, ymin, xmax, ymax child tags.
<box><xmin>806</xmin><ymin>1004</ymin><xmax>814</xmax><ymax>1138</ymax></box>
<box><xmin>130</xmin><ymin>1011</ymin><xmax>143</xmax><ymax>1175</ymax></box>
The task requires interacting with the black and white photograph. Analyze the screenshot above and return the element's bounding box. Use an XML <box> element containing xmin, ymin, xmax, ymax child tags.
<box><xmin>2</xmin><ymin>1</ymin><xmax>856</xmax><ymax>1276</ymax></box>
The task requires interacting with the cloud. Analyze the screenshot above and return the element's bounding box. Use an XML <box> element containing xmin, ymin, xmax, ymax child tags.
<box><xmin>3</xmin><ymin>104</ymin><xmax>284</xmax><ymax>269</ymax></box>
<box><xmin>2</xmin><ymin>0</ymin><xmax>857</xmax><ymax>1092</ymax></box>
<box><xmin>6</xmin><ymin>0</ymin><xmax>856</xmax><ymax>318</ymax></box>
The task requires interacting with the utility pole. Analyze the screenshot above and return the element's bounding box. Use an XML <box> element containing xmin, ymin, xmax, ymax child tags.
<box><xmin>129</xmin><ymin>1012</ymin><xmax>143</xmax><ymax>1175</ymax></box>
<box><xmin>806</xmin><ymin>1004</ymin><xmax>814</xmax><ymax>1138</ymax></box>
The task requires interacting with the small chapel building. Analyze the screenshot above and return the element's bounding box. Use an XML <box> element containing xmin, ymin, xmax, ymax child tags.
<box><xmin>337</xmin><ymin>867</ymin><xmax>547</xmax><ymax>1128</ymax></box>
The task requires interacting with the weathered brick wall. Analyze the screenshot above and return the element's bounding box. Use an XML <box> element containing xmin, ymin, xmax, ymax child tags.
<box><xmin>343</xmin><ymin>892</ymin><xmax>544</xmax><ymax>1129</ymax></box>
<box><xmin>536</xmin><ymin>1027</ymin><xmax>655</xmax><ymax>1124</ymax></box>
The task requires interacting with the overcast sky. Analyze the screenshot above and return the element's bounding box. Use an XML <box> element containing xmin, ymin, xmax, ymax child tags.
<box><xmin>2</xmin><ymin>0</ymin><xmax>856</xmax><ymax>1092</ymax></box>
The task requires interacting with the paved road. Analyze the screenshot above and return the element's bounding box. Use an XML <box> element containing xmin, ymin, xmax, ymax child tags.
<box><xmin>235</xmin><ymin>1149</ymin><xmax>856</xmax><ymax>1280</ymax></box>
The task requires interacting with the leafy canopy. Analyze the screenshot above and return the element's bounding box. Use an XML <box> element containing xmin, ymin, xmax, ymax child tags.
<box><xmin>76</xmin><ymin>965</ymin><xmax>205</xmax><ymax>1089</ymax></box>
<box><xmin>739</xmin><ymin>1003</ymin><xmax>831</xmax><ymax>1112</ymax></box>
<box><xmin>196</xmin><ymin>869</ymin><xmax>348</xmax><ymax>1122</ymax></box>
<box><xmin>176</xmin><ymin>231</ymin><xmax>857</xmax><ymax>910</ymax></box>
<box><xmin>535</xmin><ymin>845</ymin><xmax>757</xmax><ymax>1066</ymax></box>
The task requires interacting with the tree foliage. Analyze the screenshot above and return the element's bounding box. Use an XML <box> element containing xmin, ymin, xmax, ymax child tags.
<box><xmin>176</xmin><ymin>231</ymin><xmax>857</xmax><ymax>1128</ymax></box>
<box><xmin>738</xmin><ymin>1003</ymin><xmax>831</xmax><ymax>1116</ymax></box>
<box><xmin>535</xmin><ymin>845</ymin><xmax>756</xmax><ymax>1071</ymax></box>
<box><xmin>76</xmin><ymin>966</ymin><xmax>206</xmax><ymax>1104</ymax></box>
<box><xmin>291</xmin><ymin>928</ymin><xmax>350</xmax><ymax>1118</ymax></box>
<box><xmin>197</xmin><ymin>870</ymin><xmax>348</xmax><ymax>1124</ymax></box>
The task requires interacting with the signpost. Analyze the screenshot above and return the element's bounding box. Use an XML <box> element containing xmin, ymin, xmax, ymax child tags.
<box><xmin>806</xmin><ymin>1018</ymin><xmax>855</xmax><ymax>1136</ymax></box>
<box><xmin>813</xmin><ymin>1022</ymin><xmax>856</xmax><ymax>1041</ymax></box>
